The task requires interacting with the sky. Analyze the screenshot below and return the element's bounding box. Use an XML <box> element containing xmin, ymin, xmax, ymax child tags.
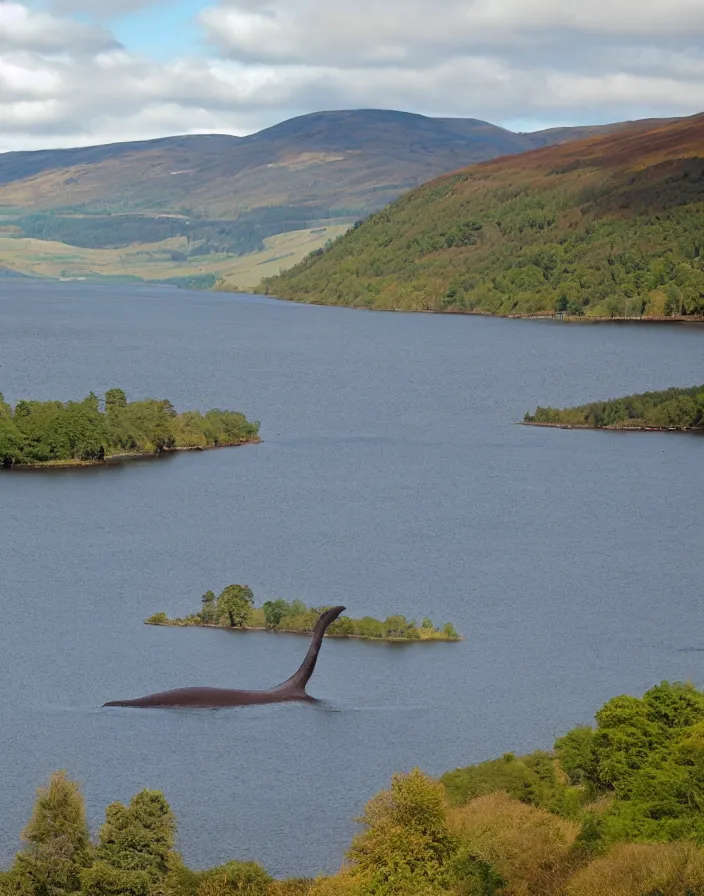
<box><xmin>1</xmin><ymin>0</ymin><xmax>704</xmax><ymax>152</ymax></box>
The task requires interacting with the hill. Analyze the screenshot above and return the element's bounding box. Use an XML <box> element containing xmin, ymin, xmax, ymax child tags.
<box><xmin>255</xmin><ymin>114</ymin><xmax>704</xmax><ymax>319</ymax></box>
<box><xmin>0</xmin><ymin>110</ymin><xmax>675</xmax><ymax>287</ymax></box>
<box><xmin>0</xmin><ymin>110</ymin><xmax>659</xmax><ymax>220</ymax></box>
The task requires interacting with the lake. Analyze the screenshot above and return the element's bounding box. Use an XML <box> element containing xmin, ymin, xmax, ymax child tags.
<box><xmin>1</xmin><ymin>280</ymin><xmax>703</xmax><ymax>877</ymax></box>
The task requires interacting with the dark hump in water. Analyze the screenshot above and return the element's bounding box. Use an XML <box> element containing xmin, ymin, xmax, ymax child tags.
<box><xmin>103</xmin><ymin>605</ymin><xmax>346</xmax><ymax>708</ymax></box>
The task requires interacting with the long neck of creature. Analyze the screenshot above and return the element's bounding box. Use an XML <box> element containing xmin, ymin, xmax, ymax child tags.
<box><xmin>271</xmin><ymin>606</ymin><xmax>344</xmax><ymax>695</ymax></box>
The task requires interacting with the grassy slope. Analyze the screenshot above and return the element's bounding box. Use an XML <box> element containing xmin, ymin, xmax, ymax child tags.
<box><xmin>257</xmin><ymin>114</ymin><xmax>704</xmax><ymax>318</ymax></box>
<box><xmin>0</xmin><ymin>226</ymin><xmax>349</xmax><ymax>285</ymax></box>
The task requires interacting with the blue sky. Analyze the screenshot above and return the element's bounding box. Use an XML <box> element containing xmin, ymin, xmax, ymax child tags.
<box><xmin>2</xmin><ymin>0</ymin><xmax>704</xmax><ymax>151</ymax></box>
<box><xmin>109</xmin><ymin>0</ymin><xmax>207</xmax><ymax>59</ymax></box>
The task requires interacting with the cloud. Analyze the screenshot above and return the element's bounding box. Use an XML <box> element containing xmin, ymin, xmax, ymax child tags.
<box><xmin>1</xmin><ymin>0</ymin><xmax>704</xmax><ymax>152</ymax></box>
<box><xmin>48</xmin><ymin>0</ymin><xmax>166</xmax><ymax>16</ymax></box>
<box><xmin>201</xmin><ymin>0</ymin><xmax>704</xmax><ymax>67</ymax></box>
<box><xmin>0</xmin><ymin>2</ymin><xmax>118</xmax><ymax>53</ymax></box>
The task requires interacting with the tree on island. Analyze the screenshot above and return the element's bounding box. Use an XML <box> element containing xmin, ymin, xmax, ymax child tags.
<box><xmin>147</xmin><ymin>591</ymin><xmax>462</xmax><ymax>642</ymax></box>
<box><xmin>262</xmin><ymin>599</ymin><xmax>290</xmax><ymax>629</ymax></box>
<box><xmin>217</xmin><ymin>585</ymin><xmax>254</xmax><ymax>628</ymax></box>
<box><xmin>0</xmin><ymin>390</ymin><xmax>260</xmax><ymax>467</ymax></box>
<box><xmin>104</xmin><ymin>389</ymin><xmax>127</xmax><ymax>412</ymax></box>
<box><xmin>383</xmin><ymin>615</ymin><xmax>419</xmax><ymax>639</ymax></box>
<box><xmin>200</xmin><ymin>591</ymin><xmax>217</xmax><ymax>624</ymax></box>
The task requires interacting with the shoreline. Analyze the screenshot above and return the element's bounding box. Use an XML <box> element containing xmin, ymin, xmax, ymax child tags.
<box><xmin>520</xmin><ymin>421</ymin><xmax>702</xmax><ymax>433</ymax></box>
<box><xmin>145</xmin><ymin>620</ymin><xmax>463</xmax><ymax>644</ymax></box>
<box><xmin>2</xmin><ymin>438</ymin><xmax>261</xmax><ymax>471</ymax></box>
<box><xmin>252</xmin><ymin>291</ymin><xmax>704</xmax><ymax>325</ymax></box>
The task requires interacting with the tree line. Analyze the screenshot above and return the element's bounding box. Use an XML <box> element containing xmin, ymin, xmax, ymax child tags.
<box><xmin>525</xmin><ymin>385</ymin><xmax>704</xmax><ymax>430</ymax></box>
<box><xmin>4</xmin><ymin>681</ymin><xmax>704</xmax><ymax>895</ymax></box>
<box><xmin>0</xmin><ymin>390</ymin><xmax>260</xmax><ymax>466</ymax></box>
<box><xmin>147</xmin><ymin>587</ymin><xmax>461</xmax><ymax>642</ymax></box>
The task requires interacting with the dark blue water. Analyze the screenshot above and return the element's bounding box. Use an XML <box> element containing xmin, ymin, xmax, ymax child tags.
<box><xmin>1</xmin><ymin>281</ymin><xmax>703</xmax><ymax>877</ymax></box>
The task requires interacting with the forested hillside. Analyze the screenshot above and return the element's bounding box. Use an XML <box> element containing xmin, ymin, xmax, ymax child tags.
<box><xmin>258</xmin><ymin>114</ymin><xmax>704</xmax><ymax>318</ymax></box>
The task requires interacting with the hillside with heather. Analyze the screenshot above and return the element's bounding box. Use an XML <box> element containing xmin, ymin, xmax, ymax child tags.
<box><xmin>0</xmin><ymin>111</ymin><xmax>661</xmax><ymax>220</ymax></box>
<box><xmin>256</xmin><ymin>114</ymin><xmax>704</xmax><ymax>318</ymax></box>
<box><xmin>0</xmin><ymin>110</ymin><xmax>672</xmax><ymax>286</ymax></box>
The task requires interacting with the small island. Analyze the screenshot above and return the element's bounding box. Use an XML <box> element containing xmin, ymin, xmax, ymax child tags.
<box><xmin>523</xmin><ymin>385</ymin><xmax>704</xmax><ymax>431</ymax></box>
<box><xmin>0</xmin><ymin>389</ymin><xmax>260</xmax><ymax>468</ymax></box>
<box><xmin>146</xmin><ymin>585</ymin><xmax>462</xmax><ymax>642</ymax></box>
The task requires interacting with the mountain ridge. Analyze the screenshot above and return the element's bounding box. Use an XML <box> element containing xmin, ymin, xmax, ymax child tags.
<box><xmin>0</xmin><ymin>109</ymin><xmax>679</xmax><ymax>219</ymax></box>
<box><xmin>0</xmin><ymin>108</ymin><xmax>687</xmax><ymax>287</ymax></box>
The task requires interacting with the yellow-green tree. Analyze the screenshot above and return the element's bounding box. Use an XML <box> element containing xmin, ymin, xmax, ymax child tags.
<box><xmin>217</xmin><ymin>586</ymin><xmax>254</xmax><ymax>628</ymax></box>
<box><xmin>345</xmin><ymin>769</ymin><xmax>457</xmax><ymax>895</ymax></box>
<box><xmin>196</xmin><ymin>861</ymin><xmax>271</xmax><ymax>896</ymax></box>
<box><xmin>96</xmin><ymin>790</ymin><xmax>176</xmax><ymax>884</ymax></box>
<box><xmin>6</xmin><ymin>772</ymin><xmax>92</xmax><ymax>896</ymax></box>
<box><xmin>80</xmin><ymin>862</ymin><xmax>150</xmax><ymax>896</ymax></box>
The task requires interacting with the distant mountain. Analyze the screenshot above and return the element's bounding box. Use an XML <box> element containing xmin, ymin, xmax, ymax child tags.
<box><xmin>0</xmin><ymin>109</ymin><xmax>674</xmax><ymax>225</ymax></box>
<box><xmin>256</xmin><ymin>114</ymin><xmax>704</xmax><ymax>319</ymax></box>
<box><xmin>0</xmin><ymin>109</ymin><xmax>682</xmax><ymax>287</ymax></box>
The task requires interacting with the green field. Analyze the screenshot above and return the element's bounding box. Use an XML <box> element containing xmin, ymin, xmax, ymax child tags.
<box><xmin>0</xmin><ymin>225</ymin><xmax>349</xmax><ymax>286</ymax></box>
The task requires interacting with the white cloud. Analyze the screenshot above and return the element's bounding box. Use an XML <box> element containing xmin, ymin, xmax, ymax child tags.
<box><xmin>48</xmin><ymin>0</ymin><xmax>165</xmax><ymax>16</ymax></box>
<box><xmin>1</xmin><ymin>0</ymin><xmax>703</xmax><ymax>152</ymax></box>
<box><xmin>0</xmin><ymin>57</ymin><xmax>62</xmax><ymax>101</ymax></box>
<box><xmin>0</xmin><ymin>2</ymin><xmax>117</xmax><ymax>53</ymax></box>
<box><xmin>201</xmin><ymin>0</ymin><xmax>704</xmax><ymax>66</ymax></box>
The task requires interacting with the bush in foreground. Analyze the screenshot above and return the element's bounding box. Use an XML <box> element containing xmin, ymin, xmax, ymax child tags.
<box><xmin>6</xmin><ymin>683</ymin><xmax>704</xmax><ymax>895</ymax></box>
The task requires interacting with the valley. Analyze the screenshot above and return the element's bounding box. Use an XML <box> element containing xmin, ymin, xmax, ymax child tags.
<box><xmin>0</xmin><ymin>109</ymin><xmax>675</xmax><ymax>287</ymax></box>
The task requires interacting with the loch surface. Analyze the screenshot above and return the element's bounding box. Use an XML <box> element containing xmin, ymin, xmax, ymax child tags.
<box><xmin>1</xmin><ymin>281</ymin><xmax>703</xmax><ymax>876</ymax></box>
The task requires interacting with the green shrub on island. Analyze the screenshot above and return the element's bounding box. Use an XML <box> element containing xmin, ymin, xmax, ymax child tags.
<box><xmin>0</xmin><ymin>389</ymin><xmax>260</xmax><ymax>466</ymax></box>
<box><xmin>524</xmin><ymin>385</ymin><xmax>704</xmax><ymax>431</ymax></box>
<box><xmin>8</xmin><ymin>682</ymin><xmax>704</xmax><ymax>896</ymax></box>
<box><xmin>145</xmin><ymin>586</ymin><xmax>462</xmax><ymax>642</ymax></box>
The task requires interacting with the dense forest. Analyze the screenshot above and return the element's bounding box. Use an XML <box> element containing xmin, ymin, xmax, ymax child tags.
<box><xmin>258</xmin><ymin>115</ymin><xmax>704</xmax><ymax>319</ymax></box>
<box><xmin>0</xmin><ymin>390</ymin><xmax>260</xmax><ymax>467</ymax></box>
<box><xmin>4</xmin><ymin>682</ymin><xmax>704</xmax><ymax>895</ymax></box>
<box><xmin>147</xmin><ymin>587</ymin><xmax>461</xmax><ymax>641</ymax></box>
<box><xmin>525</xmin><ymin>385</ymin><xmax>704</xmax><ymax>430</ymax></box>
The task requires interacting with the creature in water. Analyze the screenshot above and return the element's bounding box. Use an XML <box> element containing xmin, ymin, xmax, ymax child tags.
<box><xmin>104</xmin><ymin>606</ymin><xmax>345</xmax><ymax>708</ymax></box>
